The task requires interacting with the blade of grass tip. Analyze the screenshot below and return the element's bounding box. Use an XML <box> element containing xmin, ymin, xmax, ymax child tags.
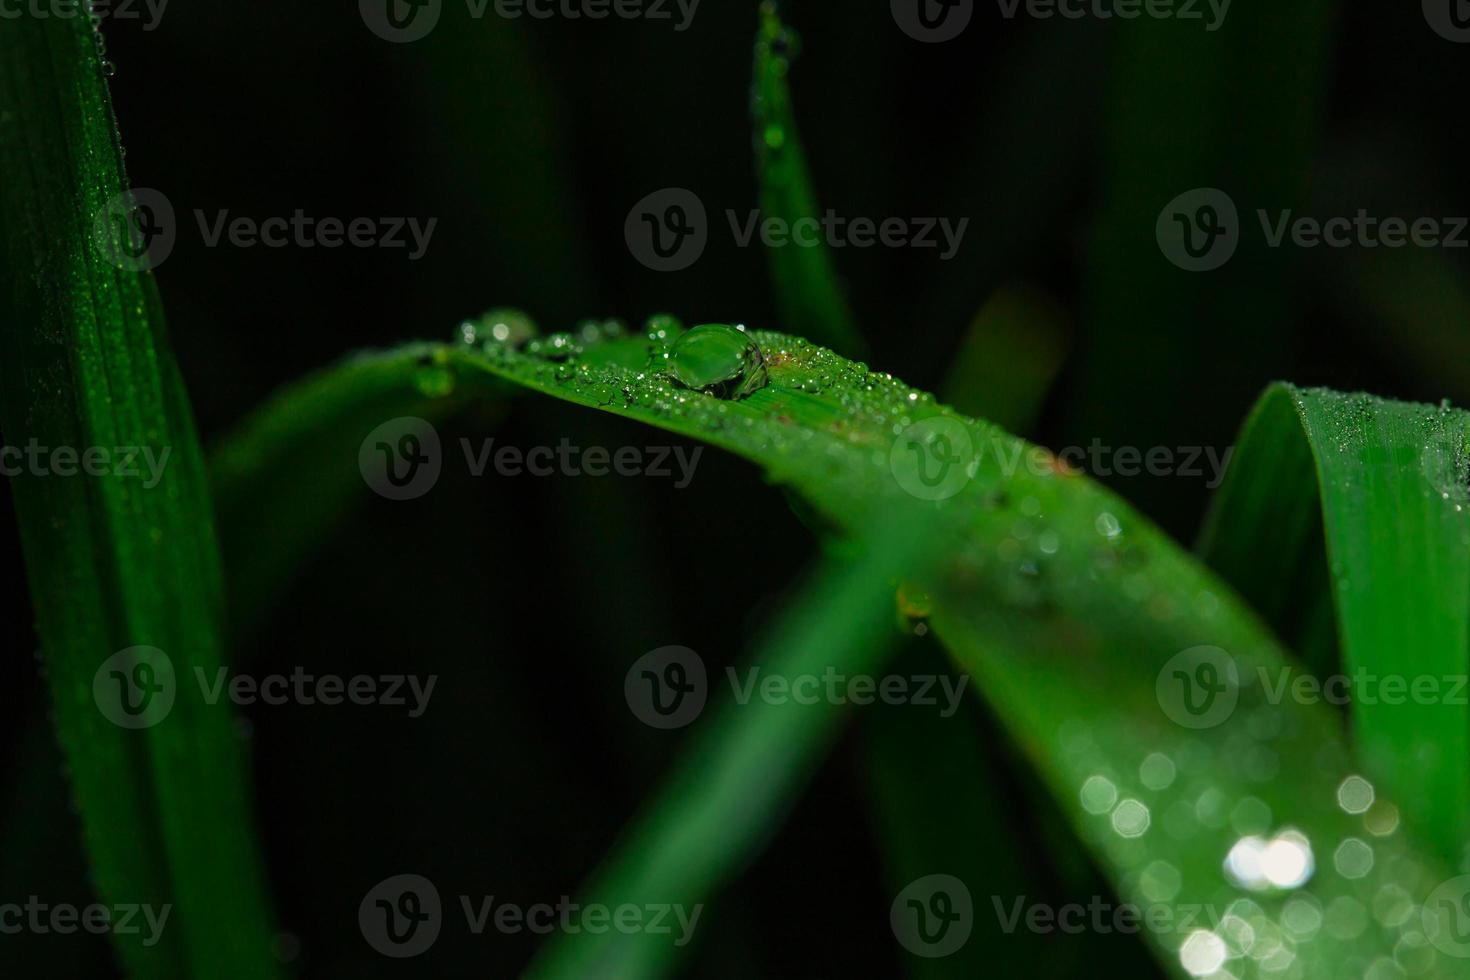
<box><xmin>1199</xmin><ymin>383</ymin><xmax>1470</xmax><ymax>863</ymax></box>
<box><xmin>526</xmin><ymin>507</ymin><xmax>945</xmax><ymax>980</ymax></box>
<box><xmin>940</xmin><ymin>285</ymin><xmax>1070</xmax><ymax>434</ymax></box>
<box><xmin>459</xmin><ymin>327</ymin><xmax>1465</xmax><ymax>975</ymax></box>
<box><xmin>209</xmin><ymin>340</ymin><xmax>507</xmax><ymax>633</ymax></box>
<box><xmin>1077</xmin><ymin>0</ymin><xmax>1336</xmax><ymax>518</ymax></box>
<box><xmin>0</xmin><ymin>16</ymin><xmax>282</xmax><ymax>979</ymax></box>
<box><xmin>751</xmin><ymin>1</ymin><xmax>864</xmax><ymax>357</ymax></box>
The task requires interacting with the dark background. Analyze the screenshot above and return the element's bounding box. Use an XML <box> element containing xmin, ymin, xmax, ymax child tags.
<box><xmin>3</xmin><ymin>0</ymin><xmax>1469</xmax><ymax>975</ymax></box>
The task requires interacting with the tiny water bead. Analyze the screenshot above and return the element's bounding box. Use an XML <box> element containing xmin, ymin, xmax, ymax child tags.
<box><xmin>667</xmin><ymin>323</ymin><xmax>769</xmax><ymax>400</ymax></box>
<box><xmin>643</xmin><ymin>313</ymin><xmax>685</xmax><ymax>345</ymax></box>
<box><xmin>526</xmin><ymin>332</ymin><xmax>581</xmax><ymax>361</ymax></box>
<box><xmin>460</xmin><ymin>307</ymin><xmax>539</xmax><ymax>349</ymax></box>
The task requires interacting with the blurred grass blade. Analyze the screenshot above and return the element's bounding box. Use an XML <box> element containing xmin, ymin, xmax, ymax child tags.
<box><xmin>1077</xmin><ymin>1</ymin><xmax>1336</xmax><ymax>519</ymax></box>
<box><xmin>0</xmin><ymin>16</ymin><xmax>281</xmax><ymax>979</ymax></box>
<box><xmin>1200</xmin><ymin>383</ymin><xmax>1470</xmax><ymax>861</ymax></box>
<box><xmin>210</xmin><ymin>343</ymin><xmax>506</xmax><ymax>632</ymax></box>
<box><xmin>941</xmin><ymin>286</ymin><xmax>1070</xmax><ymax>434</ymax></box>
<box><xmin>528</xmin><ymin>507</ymin><xmax>940</xmax><ymax>978</ymax></box>
<box><xmin>751</xmin><ymin>2</ymin><xmax>863</xmax><ymax>356</ymax></box>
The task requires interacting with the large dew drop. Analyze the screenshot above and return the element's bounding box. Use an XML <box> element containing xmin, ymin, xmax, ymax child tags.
<box><xmin>667</xmin><ymin>324</ymin><xmax>769</xmax><ymax>400</ymax></box>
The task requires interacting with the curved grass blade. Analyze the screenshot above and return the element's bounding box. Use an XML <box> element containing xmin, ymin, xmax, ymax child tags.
<box><xmin>751</xmin><ymin>2</ymin><xmax>863</xmax><ymax>357</ymax></box>
<box><xmin>222</xmin><ymin>326</ymin><xmax>1465</xmax><ymax>976</ymax></box>
<box><xmin>1200</xmin><ymin>383</ymin><xmax>1470</xmax><ymax>862</ymax></box>
<box><xmin>210</xmin><ymin>342</ymin><xmax>507</xmax><ymax>632</ymax></box>
<box><xmin>463</xmin><ymin>330</ymin><xmax>1465</xmax><ymax>977</ymax></box>
<box><xmin>526</xmin><ymin>506</ymin><xmax>942</xmax><ymax>978</ymax></box>
<box><xmin>0</xmin><ymin>16</ymin><xmax>282</xmax><ymax>979</ymax></box>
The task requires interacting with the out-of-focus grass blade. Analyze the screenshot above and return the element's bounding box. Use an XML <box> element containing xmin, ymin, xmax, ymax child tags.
<box><xmin>210</xmin><ymin>342</ymin><xmax>506</xmax><ymax>632</ymax></box>
<box><xmin>941</xmin><ymin>286</ymin><xmax>1069</xmax><ymax>433</ymax></box>
<box><xmin>1200</xmin><ymin>383</ymin><xmax>1470</xmax><ymax>862</ymax></box>
<box><xmin>527</xmin><ymin>507</ymin><xmax>942</xmax><ymax>979</ymax></box>
<box><xmin>1077</xmin><ymin>1</ymin><xmax>1336</xmax><ymax>518</ymax></box>
<box><xmin>0</xmin><ymin>15</ymin><xmax>281</xmax><ymax>980</ymax></box>
<box><xmin>751</xmin><ymin>2</ymin><xmax>863</xmax><ymax>356</ymax></box>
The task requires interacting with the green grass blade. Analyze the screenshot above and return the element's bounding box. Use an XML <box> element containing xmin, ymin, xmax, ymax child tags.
<box><xmin>941</xmin><ymin>286</ymin><xmax>1070</xmax><ymax>434</ymax></box>
<box><xmin>457</xmin><ymin>328</ymin><xmax>1463</xmax><ymax>976</ymax></box>
<box><xmin>210</xmin><ymin>343</ymin><xmax>506</xmax><ymax>632</ymax></box>
<box><xmin>0</xmin><ymin>16</ymin><xmax>281</xmax><ymax>979</ymax></box>
<box><xmin>751</xmin><ymin>2</ymin><xmax>863</xmax><ymax>356</ymax></box>
<box><xmin>526</xmin><ymin>507</ymin><xmax>941</xmax><ymax>978</ymax></box>
<box><xmin>224</xmin><ymin>324</ymin><xmax>1465</xmax><ymax>976</ymax></box>
<box><xmin>1201</xmin><ymin>383</ymin><xmax>1470</xmax><ymax>862</ymax></box>
<box><xmin>1078</xmin><ymin>1</ymin><xmax>1336</xmax><ymax>513</ymax></box>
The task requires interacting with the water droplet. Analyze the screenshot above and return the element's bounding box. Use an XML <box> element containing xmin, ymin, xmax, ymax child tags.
<box><xmin>1334</xmin><ymin>838</ymin><xmax>1374</xmax><ymax>879</ymax></box>
<box><xmin>1111</xmin><ymin>798</ymin><xmax>1150</xmax><ymax>837</ymax></box>
<box><xmin>1336</xmin><ymin>774</ymin><xmax>1375</xmax><ymax>814</ymax></box>
<box><xmin>1178</xmin><ymin>929</ymin><xmax>1227</xmax><ymax>976</ymax></box>
<box><xmin>667</xmin><ymin>323</ymin><xmax>769</xmax><ymax>399</ymax></box>
<box><xmin>1080</xmin><ymin>774</ymin><xmax>1117</xmax><ymax>815</ymax></box>
<box><xmin>1095</xmin><ymin>511</ymin><xmax>1122</xmax><ymax>539</ymax></box>
<box><xmin>644</xmin><ymin>313</ymin><xmax>685</xmax><ymax>345</ymax></box>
